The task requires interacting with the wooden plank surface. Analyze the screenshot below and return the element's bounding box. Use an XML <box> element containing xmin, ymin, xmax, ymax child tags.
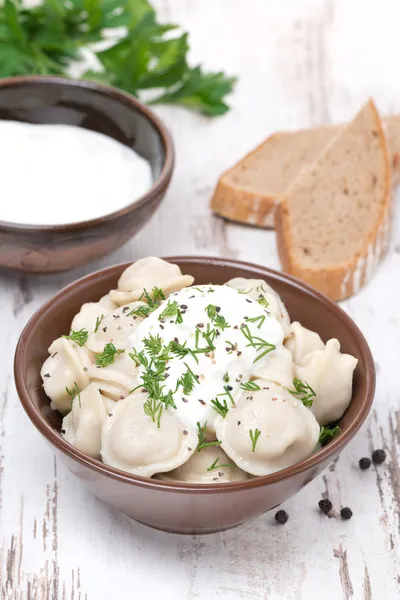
<box><xmin>1</xmin><ymin>0</ymin><xmax>400</xmax><ymax>597</ymax></box>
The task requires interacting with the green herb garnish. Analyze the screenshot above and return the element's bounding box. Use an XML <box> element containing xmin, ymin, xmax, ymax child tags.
<box><xmin>196</xmin><ymin>422</ymin><xmax>222</xmax><ymax>452</ymax></box>
<box><xmin>65</xmin><ymin>382</ymin><xmax>81</xmax><ymax>407</ymax></box>
<box><xmin>217</xmin><ymin>385</ymin><xmax>235</xmax><ymax>406</ymax></box>
<box><xmin>63</xmin><ymin>329</ymin><xmax>88</xmax><ymax>347</ymax></box>
<box><xmin>94</xmin><ymin>315</ymin><xmax>104</xmax><ymax>334</ymax></box>
<box><xmin>257</xmin><ymin>297</ymin><xmax>269</xmax><ymax>309</ymax></box>
<box><xmin>143</xmin><ymin>333</ymin><xmax>164</xmax><ymax>357</ymax></box>
<box><xmin>240</xmin><ymin>381</ymin><xmax>261</xmax><ymax>392</ymax></box>
<box><xmin>288</xmin><ymin>379</ymin><xmax>316</xmax><ymax>408</ymax></box>
<box><xmin>207</xmin><ymin>458</ymin><xmax>234</xmax><ymax>472</ymax></box>
<box><xmin>240</xmin><ymin>324</ymin><xmax>275</xmax><ymax>363</ymax></box>
<box><xmin>95</xmin><ymin>343</ymin><xmax>124</xmax><ymax>367</ymax></box>
<box><xmin>319</xmin><ymin>425</ymin><xmax>341</xmax><ymax>447</ymax></box>
<box><xmin>176</xmin><ymin>363</ymin><xmax>199</xmax><ymax>395</ymax></box>
<box><xmin>223</xmin><ymin>371</ymin><xmax>230</xmax><ymax>383</ymax></box>
<box><xmin>159</xmin><ymin>300</ymin><xmax>183</xmax><ymax>324</ymax></box>
<box><xmin>206</xmin><ymin>304</ymin><xmax>230</xmax><ymax>331</ymax></box>
<box><xmin>210</xmin><ymin>397</ymin><xmax>229</xmax><ymax>418</ymax></box>
<box><xmin>249</xmin><ymin>428</ymin><xmax>261</xmax><ymax>452</ymax></box>
<box><xmin>143</xmin><ymin>397</ymin><xmax>163</xmax><ymax>428</ymax></box>
<box><xmin>245</xmin><ymin>315</ymin><xmax>266</xmax><ymax>329</ymax></box>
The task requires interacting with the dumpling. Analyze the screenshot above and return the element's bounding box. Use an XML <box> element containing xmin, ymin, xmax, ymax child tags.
<box><xmin>88</xmin><ymin>351</ymin><xmax>138</xmax><ymax>401</ymax></box>
<box><xmin>61</xmin><ymin>383</ymin><xmax>109</xmax><ymax>458</ymax></box>
<box><xmin>214</xmin><ymin>380</ymin><xmax>320</xmax><ymax>476</ymax></box>
<box><xmin>41</xmin><ymin>337</ymin><xmax>91</xmax><ymax>414</ymax></box>
<box><xmin>252</xmin><ymin>346</ymin><xmax>294</xmax><ymax>388</ymax></box>
<box><xmin>109</xmin><ymin>257</ymin><xmax>194</xmax><ymax>305</ymax></box>
<box><xmin>99</xmin><ymin>294</ymin><xmax>119</xmax><ymax>311</ymax></box>
<box><xmin>226</xmin><ymin>277</ymin><xmax>291</xmax><ymax>338</ymax></box>
<box><xmin>86</xmin><ymin>302</ymin><xmax>146</xmax><ymax>353</ymax></box>
<box><xmin>101</xmin><ymin>393</ymin><xmax>198</xmax><ymax>477</ymax></box>
<box><xmin>295</xmin><ymin>339</ymin><xmax>358</xmax><ymax>426</ymax></box>
<box><xmin>156</xmin><ymin>446</ymin><xmax>249</xmax><ymax>483</ymax></box>
<box><xmin>71</xmin><ymin>302</ymin><xmax>108</xmax><ymax>335</ymax></box>
<box><xmin>285</xmin><ymin>322</ymin><xmax>325</xmax><ymax>365</ymax></box>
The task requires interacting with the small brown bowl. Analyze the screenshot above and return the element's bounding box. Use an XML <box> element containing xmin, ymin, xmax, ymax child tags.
<box><xmin>0</xmin><ymin>76</ymin><xmax>174</xmax><ymax>273</ymax></box>
<box><xmin>14</xmin><ymin>257</ymin><xmax>375</xmax><ymax>534</ymax></box>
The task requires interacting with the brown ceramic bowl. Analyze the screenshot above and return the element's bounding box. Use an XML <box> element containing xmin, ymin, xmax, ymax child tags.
<box><xmin>0</xmin><ymin>76</ymin><xmax>174</xmax><ymax>273</ymax></box>
<box><xmin>14</xmin><ymin>257</ymin><xmax>375</xmax><ymax>534</ymax></box>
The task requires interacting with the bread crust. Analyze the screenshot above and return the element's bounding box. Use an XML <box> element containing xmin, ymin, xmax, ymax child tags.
<box><xmin>210</xmin><ymin>118</ymin><xmax>399</xmax><ymax>229</ymax></box>
<box><xmin>275</xmin><ymin>100</ymin><xmax>392</xmax><ymax>302</ymax></box>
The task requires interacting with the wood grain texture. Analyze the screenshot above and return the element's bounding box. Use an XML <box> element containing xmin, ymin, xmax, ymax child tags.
<box><xmin>1</xmin><ymin>0</ymin><xmax>400</xmax><ymax>597</ymax></box>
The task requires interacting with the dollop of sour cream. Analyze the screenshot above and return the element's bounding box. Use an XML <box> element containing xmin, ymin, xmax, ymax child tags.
<box><xmin>129</xmin><ymin>285</ymin><xmax>284</xmax><ymax>428</ymax></box>
<box><xmin>0</xmin><ymin>120</ymin><xmax>153</xmax><ymax>225</ymax></box>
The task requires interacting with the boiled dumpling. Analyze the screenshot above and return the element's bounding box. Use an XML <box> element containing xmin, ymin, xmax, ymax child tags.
<box><xmin>225</xmin><ymin>277</ymin><xmax>290</xmax><ymax>338</ymax></box>
<box><xmin>252</xmin><ymin>346</ymin><xmax>294</xmax><ymax>388</ymax></box>
<box><xmin>41</xmin><ymin>337</ymin><xmax>91</xmax><ymax>414</ymax></box>
<box><xmin>285</xmin><ymin>322</ymin><xmax>325</xmax><ymax>365</ymax></box>
<box><xmin>71</xmin><ymin>302</ymin><xmax>108</xmax><ymax>335</ymax></box>
<box><xmin>101</xmin><ymin>393</ymin><xmax>198</xmax><ymax>477</ymax></box>
<box><xmin>86</xmin><ymin>302</ymin><xmax>146</xmax><ymax>353</ymax></box>
<box><xmin>295</xmin><ymin>339</ymin><xmax>358</xmax><ymax>426</ymax></box>
<box><xmin>215</xmin><ymin>380</ymin><xmax>319</xmax><ymax>476</ymax></box>
<box><xmin>89</xmin><ymin>351</ymin><xmax>138</xmax><ymax>401</ymax></box>
<box><xmin>61</xmin><ymin>383</ymin><xmax>109</xmax><ymax>458</ymax></box>
<box><xmin>109</xmin><ymin>257</ymin><xmax>194</xmax><ymax>305</ymax></box>
<box><xmin>99</xmin><ymin>294</ymin><xmax>118</xmax><ymax>311</ymax></box>
<box><xmin>156</xmin><ymin>446</ymin><xmax>249</xmax><ymax>483</ymax></box>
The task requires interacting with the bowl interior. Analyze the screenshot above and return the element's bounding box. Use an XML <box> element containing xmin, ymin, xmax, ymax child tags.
<box><xmin>0</xmin><ymin>78</ymin><xmax>165</xmax><ymax>181</ymax></box>
<box><xmin>16</xmin><ymin>257</ymin><xmax>374</xmax><ymax>484</ymax></box>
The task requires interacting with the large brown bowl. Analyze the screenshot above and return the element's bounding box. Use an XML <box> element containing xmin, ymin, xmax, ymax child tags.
<box><xmin>0</xmin><ymin>76</ymin><xmax>174</xmax><ymax>273</ymax></box>
<box><xmin>14</xmin><ymin>257</ymin><xmax>375</xmax><ymax>534</ymax></box>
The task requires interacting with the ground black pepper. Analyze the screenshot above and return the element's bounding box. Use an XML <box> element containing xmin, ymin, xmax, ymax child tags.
<box><xmin>340</xmin><ymin>507</ymin><xmax>353</xmax><ymax>520</ymax></box>
<box><xmin>275</xmin><ymin>510</ymin><xmax>289</xmax><ymax>524</ymax></box>
<box><xmin>359</xmin><ymin>457</ymin><xmax>371</xmax><ymax>470</ymax></box>
<box><xmin>318</xmin><ymin>499</ymin><xmax>333</xmax><ymax>514</ymax></box>
<box><xmin>372</xmin><ymin>449</ymin><xmax>386</xmax><ymax>464</ymax></box>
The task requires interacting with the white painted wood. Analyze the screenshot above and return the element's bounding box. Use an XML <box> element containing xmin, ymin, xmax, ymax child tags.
<box><xmin>1</xmin><ymin>0</ymin><xmax>400</xmax><ymax>597</ymax></box>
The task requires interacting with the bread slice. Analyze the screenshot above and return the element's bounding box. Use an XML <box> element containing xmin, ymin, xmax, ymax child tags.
<box><xmin>275</xmin><ymin>99</ymin><xmax>391</xmax><ymax>301</ymax></box>
<box><xmin>210</xmin><ymin>115</ymin><xmax>400</xmax><ymax>228</ymax></box>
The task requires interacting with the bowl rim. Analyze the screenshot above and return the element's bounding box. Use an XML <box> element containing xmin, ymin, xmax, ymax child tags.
<box><xmin>14</xmin><ymin>256</ymin><xmax>376</xmax><ymax>494</ymax></box>
<box><xmin>0</xmin><ymin>75</ymin><xmax>174</xmax><ymax>232</ymax></box>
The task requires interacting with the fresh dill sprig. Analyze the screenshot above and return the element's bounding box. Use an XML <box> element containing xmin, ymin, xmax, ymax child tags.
<box><xmin>159</xmin><ymin>300</ymin><xmax>180</xmax><ymax>320</ymax></box>
<box><xmin>240</xmin><ymin>324</ymin><xmax>275</xmax><ymax>363</ymax></box>
<box><xmin>94</xmin><ymin>315</ymin><xmax>104</xmax><ymax>334</ymax></box>
<box><xmin>143</xmin><ymin>333</ymin><xmax>164</xmax><ymax>357</ymax></box>
<box><xmin>211</xmin><ymin>397</ymin><xmax>229</xmax><ymax>418</ymax></box>
<box><xmin>63</xmin><ymin>329</ymin><xmax>88</xmax><ymax>347</ymax></box>
<box><xmin>170</xmin><ymin>340</ymin><xmax>199</xmax><ymax>364</ymax></box>
<box><xmin>95</xmin><ymin>343</ymin><xmax>124</xmax><ymax>367</ymax></box>
<box><xmin>288</xmin><ymin>378</ymin><xmax>316</xmax><ymax>408</ymax></box>
<box><xmin>162</xmin><ymin>390</ymin><xmax>177</xmax><ymax>410</ymax></box>
<box><xmin>240</xmin><ymin>381</ymin><xmax>261</xmax><ymax>392</ymax></box>
<box><xmin>65</xmin><ymin>382</ymin><xmax>81</xmax><ymax>407</ymax></box>
<box><xmin>128</xmin><ymin>304</ymin><xmax>153</xmax><ymax>318</ymax></box>
<box><xmin>217</xmin><ymin>385</ymin><xmax>235</xmax><ymax>406</ymax></box>
<box><xmin>257</xmin><ymin>296</ymin><xmax>269</xmax><ymax>309</ymax></box>
<box><xmin>197</xmin><ymin>324</ymin><xmax>217</xmax><ymax>351</ymax></box>
<box><xmin>223</xmin><ymin>371</ymin><xmax>230</xmax><ymax>383</ymax></box>
<box><xmin>249</xmin><ymin>428</ymin><xmax>261</xmax><ymax>452</ymax></box>
<box><xmin>207</xmin><ymin>457</ymin><xmax>234</xmax><ymax>471</ymax></box>
<box><xmin>206</xmin><ymin>304</ymin><xmax>217</xmax><ymax>320</ymax></box>
<box><xmin>319</xmin><ymin>425</ymin><xmax>341</xmax><ymax>447</ymax></box>
<box><xmin>237</xmin><ymin>288</ymin><xmax>253</xmax><ymax>295</ymax></box>
<box><xmin>143</xmin><ymin>397</ymin><xmax>163</xmax><ymax>428</ymax></box>
<box><xmin>176</xmin><ymin>363</ymin><xmax>199</xmax><ymax>395</ymax></box>
<box><xmin>245</xmin><ymin>315</ymin><xmax>266</xmax><ymax>329</ymax></box>
<box><xmin>196</xmin><ymin>422</ymin><xmax>222</xmax><ymax>452</ymax></box>
<box><xmin>206</xmin><ymin>304</ymin><xmax>230</xmax><ymax>331</ymax></box>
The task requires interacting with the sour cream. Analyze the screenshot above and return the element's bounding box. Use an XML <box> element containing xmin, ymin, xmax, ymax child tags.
<box><xmin>129</xmin><ymin>285</ymin><xmax>284</xmax><ymax>428</ymax></box>
<box><xmin>0</xmin><ymin>120</ymin><xmax>153</xmax><ymax>225</ymax></box>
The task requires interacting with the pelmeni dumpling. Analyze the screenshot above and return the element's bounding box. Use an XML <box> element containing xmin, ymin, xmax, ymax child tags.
<box><xmin>71</xmin><ymin>302</ymin><xmax>108</xmax><ymax>335</ymax></box>
<box><xmin>86</xmin><ymin>302</ymin><xmax>145</xmax><ymax>353</ymax></box>
<box><xmin>41</xmin><ymin>337</ymin><xmax>91</xmax><ymax>414</ymax></box>
<box><xmin>89</xmin><ymin>351</ymin><xmax>138</xmax><ymax>401</ymax></box>
<box><xmin>285</xmin><ymin>322</ymin><xmax>325</xmax><ymax>365</ymax></box>
<box><xmin>295</xmin><ymin>339</ymin><xmax>358</xmax><ymax>426</ymax></box>
<box><xmin>215</xmin><ymin>380</ymin><xmax>320</xmax><ymax>476</ymax></box>
<box><xmin>109</xmin><ymin>257</ymin><xmax>194</xmax><ymax>305</ymax></box>
<box><xmin>252</xmin><ymin>346</ymin><xmax>294</xmax><ymax>388</ymax></box>
<box><xmin>156</xmin><ymin>446</ymin><xmax>249</xmax><ymax>484</ymax></box>
<box><xmin>61</xmin><ymin>383</ymin><xmax>109</xmax><ymax>458</ymax></box>
<box><xmin>101</xmin><ymin>393</ymin><xmax>198</xmax><ymax>477</ymax></box>
<box><xmin>99</xmin><ymin>294</ymin><xmax>118</xmax><ymax>311</ymax></box>
<box><xmin>225</xmin><ymin>277</ymin><xmax>290</xmax><ymax>338</ymax></box>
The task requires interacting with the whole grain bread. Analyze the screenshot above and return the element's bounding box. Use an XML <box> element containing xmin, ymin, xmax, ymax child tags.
<box><xmin>275</xmin><ymin>99</ymin><xmax>391</xmax><ymax>301</ymax></box>
<box><xmin>210</xmin><ymin>115</ymin><xmax>400</xmax><ymax>228</ymax></box>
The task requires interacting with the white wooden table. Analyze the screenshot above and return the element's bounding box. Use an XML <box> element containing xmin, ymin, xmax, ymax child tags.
<box><xmin>2</xmin><ymin>1</ymin><xmax>400</xmax><ymax>597</ymax></box>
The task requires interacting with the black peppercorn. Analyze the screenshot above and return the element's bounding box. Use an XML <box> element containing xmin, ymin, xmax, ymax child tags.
<box><xmin>274</xmin><ymin>510</ymin><xmax>288</xmax><ymax>524</ymax></box>
<box><xmin>372</xmin><ymin>449</ymin><xmax>386</xmax><ymax>464</ymax></box>
<box><xmin>318</xmin><ymin>498</ymin><xmax>333</xmax><ymax>514</ymax></box>
<box><xmin>340</xmin><ymin>507</ymin><xmax>353</xmax><ymax>520</ymax></box>
<box><xmin>359</xmin><ymin>457</ymin><xmax>371</xmax><ymax>470</ymax></box>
